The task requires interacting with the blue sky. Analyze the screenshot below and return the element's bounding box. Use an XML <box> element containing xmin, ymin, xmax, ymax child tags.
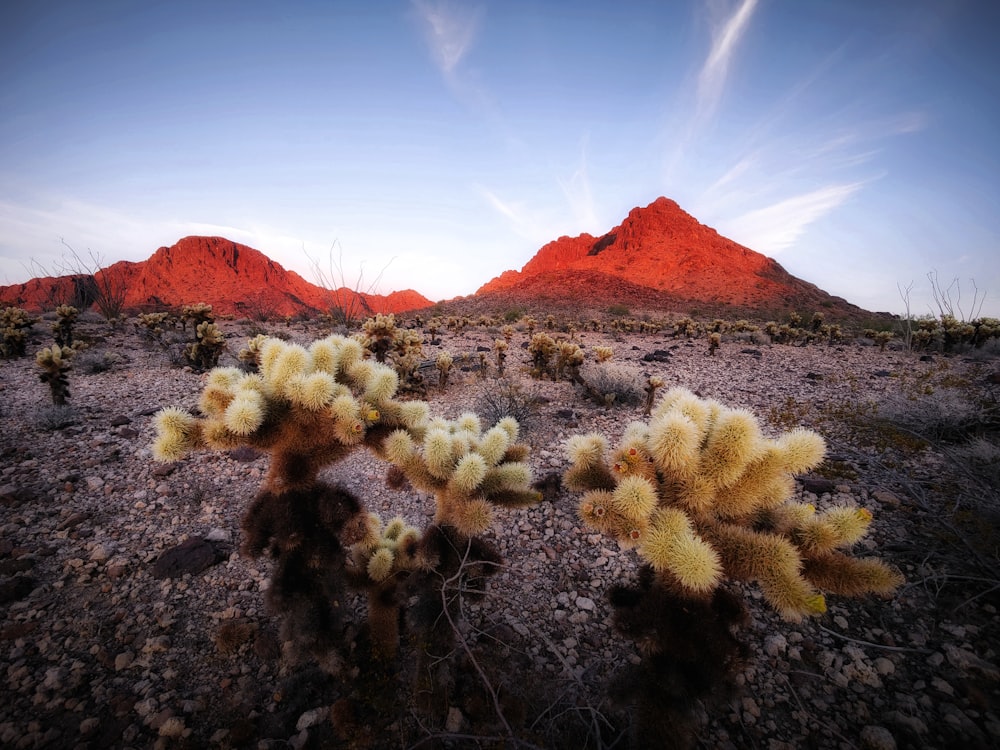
<box><xmin>1</xmin><ymin>0</ymin><xmax>998</xmax><ymax>318</ymax></box>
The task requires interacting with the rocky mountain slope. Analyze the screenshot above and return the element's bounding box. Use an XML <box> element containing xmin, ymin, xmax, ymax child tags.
<box><xmin>477</xmin><ymin>197</ymin><xmax>864</xmax><ymax>317</ymax></box>
<box><xmin>0</xmin><ymin>237</ymin><xmax>432</xmax><ymax>318</ymax></box>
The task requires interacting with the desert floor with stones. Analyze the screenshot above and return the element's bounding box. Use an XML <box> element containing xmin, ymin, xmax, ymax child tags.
<box><xmin>1</xmin><ymin>310</ymin><xmax>999</xmax><ymax>750</ymax></box>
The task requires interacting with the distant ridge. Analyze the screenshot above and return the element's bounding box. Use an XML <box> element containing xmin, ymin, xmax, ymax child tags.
<box><xmin>0</xmin><ymin>236</ymin><xmax>433</xmax><ymax>317</ymax></box>
<box><xmin>475</xmin><ymin>197</ymin><xmax>865</xmax><ymax>317</ymax></box>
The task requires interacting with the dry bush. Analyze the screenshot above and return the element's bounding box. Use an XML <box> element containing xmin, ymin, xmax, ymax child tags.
<box><xmin>474</xmin><ymin>376</ymin><xmax>538</xmax><ymax>431</ymax></box>
<box><xmin>579</xmin><ymin>362</ymin><xmax>643</xmax><ymax>407</ymax></box>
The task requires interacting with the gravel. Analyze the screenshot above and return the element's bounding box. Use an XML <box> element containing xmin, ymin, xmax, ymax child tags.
<box><xmin>1</xmin><ymin>315</ymin><xmax>998</xmax><ymax>749</ymax></box>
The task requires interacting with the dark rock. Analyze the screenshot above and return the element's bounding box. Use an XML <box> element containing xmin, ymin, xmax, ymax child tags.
<box><xmin>0</xmin><ymin>559</ymin><xmax>35</xmax><ymax>575</ymax></box>
<box><xmin>642</xmin><ymin>350</ymin><xmax>671</xmax><ymax>362</ymax></box>
<box><xmin>555</xmin><ymin>409</ymin><xmax>576</xmax><ymax>420</ymax></box>
<box><xmin>117</xmin><ymin>427</ymin><xmax>140</xmax><ymax>439</ymax></box>
<box><xmin>0</xmin><ymin>576</ymin><xmax>37</xmax><ymax>604</ymax></box>
<box><xmin>228</xmin><ymin>446</ymin><xmax>263</xmax><ymax>463</ymax></box>
<box><xmin>741</xmin><ymin>349</ymin><xmax>763</xmax><ymax>357</ymax></box>
<box><xmin>871</xmin><ymin>370</ymin><xmax>892</xmax><ymax>378</ymax></box>
<box><xmin>0</xmin><ymin>485</ymin><xmax>31</xmax><ymax>508</ymax></box>
<box><xmin>152</xmin><ymin>462</ymin><xmax>177</xmax><ymax>478</ymax></box>
<box><xmin>987</xmin><ymin>370</ymin><xmax>1000</xmax><ymax>385</ymax></box>
<box><xmin>805</xmin><ymin>372</ymin><xmax>824</xmax><ymax>380</ymax></box>
<box><xmin>152</xmin><ymin>537</ymin><xmax>225</xmax><ymax>579</ymax></box>
<box><xmin>801</xmin><ymin>477</ymin><xmax>837</xmax><ymax>495</ymax></box>
<box><xmin>109</xmin><ymin>415</ymin><xmax>131</xmax><ymax>426</ymax></box>
<box><xmin>57</xmin><ymin>512</ymin><xmax>91</xmax><ymax>531</ymax></box>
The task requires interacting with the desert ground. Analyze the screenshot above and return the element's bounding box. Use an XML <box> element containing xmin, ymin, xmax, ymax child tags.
<box><xmin>1</xmin><ymin>308</ymin><xmax>998</xmax><ymax>749</ymax></box>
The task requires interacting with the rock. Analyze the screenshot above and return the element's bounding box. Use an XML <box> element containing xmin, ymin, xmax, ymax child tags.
<box><xmin>109</xmin><ymin>415</ymin><xmax>131</xmax><ymax>426</ymax></box>
<box><xmin>151</xmin><ymin>537</ymin><xmax>224</xmax><ymax>579</ymax></box>
<box><xmin>0</xmin><ymin>575</ymin><xmax>37</xmax><ymax>604</ymax></box>
<box><xmin>860</xmin><ymin>725</ymin><xmax>896</xmax><ymax>750</ymax></box>
<box><xmin>801</xmin><ymin>477</ymin><xmax>836</xmax><ymax>495</ymax></box>
<box><xmin>575</xmin><ymin>596</ymin><xmax>595</xmax><ymax>611</ymax></box>
<box><xmin>0</xmin><ymin>485</ymin><xmax>30</xmax><ymax>507</ymax></box>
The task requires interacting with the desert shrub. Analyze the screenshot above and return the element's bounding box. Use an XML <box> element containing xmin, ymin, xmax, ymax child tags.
<box><xmin>35</xmin><ymin>404</ymin><xmax>77</xmax><ymax>430</ymax></box>
<box><xmin>75</xmin><ymin>349</ymin><xmax>122</xmax><ymax>374</ymax></box>
<box><xmin>579</xmin><ymin>362</ymin><xmax>643</xmax><ymax>407</ymax></box>
<box><xmin>474</xmin><ymin>376</ymin><xmax>537</xmax><ymax>431</ymax></box>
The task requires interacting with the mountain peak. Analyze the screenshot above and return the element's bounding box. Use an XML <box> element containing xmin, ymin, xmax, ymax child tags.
<box><xmin>476</xmin><ymin>197</ymin><xmax>858</xmax><ymax>315</ymax></box>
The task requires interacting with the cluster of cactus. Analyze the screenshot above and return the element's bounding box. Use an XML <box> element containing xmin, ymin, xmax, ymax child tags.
<box><xmin>564</xmin><ymin>386</ymin><xmax>902</xmax><ymax>621</ymax></box>
<box><xmin>1</xmin><ymin>306</ymin><xmax>35</xmax><ymax>358</ymax></box>
<box><xmin>528</xmin><ymin>333</ymin><xmax>557</xmax><ymax>378</ymax></box>
<box><xmin>184</xmin><ymin>320</ymin><xmax>225</xmax><ymax>371</ymax></box>
<box><xmin>180</xmin><ymin>302</ymin><xmax>214</xmax><ymax>331</ymax></box>
<box><xmin>707</xmin><ymin>331</ymin><xmax>721</xmax><ymax>356</ymax></box>
<box><xmin>435</xmin><ymin>350</ymin><xmax>453</xmax><ymax>387</ymax></box>
<box><xmin>863</xmin><ymin>328</ymin><xmax>895</xmax><ymax>351</ymax></box>
<box><xmin>52</xmin><ymin>305</ymin><xmax>78</xmax><ymax>347</ymax></box>
<box><xmin>908</xmin><ymin>315</ymin><xmax>1000</xmax><ymax>352</ymax></box>
<box><xmin>360</xmin><ymin>313</ymin><xmax>398</xmax><ymax>362</ymax></box>
<box><xmin>36</xmin><ymin>345</ymin><xmax>74</xmax><ymax>404</ymax></box>
<box><xmin>153</xmin><ymin>334</ymin><xmax>540</xmax><ymax>668</ymax></box>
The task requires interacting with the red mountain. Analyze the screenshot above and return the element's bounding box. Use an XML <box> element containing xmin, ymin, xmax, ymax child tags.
<box><xmin>476</xmin><ymin>197</ymin><xmax>862</xmax><ymax>316</ymax></box>
<box><xmin>1</xmin><ymin>236</ymin><xmax>432</xmax><ymax>318</ymax></box>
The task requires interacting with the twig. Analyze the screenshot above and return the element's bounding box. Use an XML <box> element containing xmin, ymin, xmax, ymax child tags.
<box><xmin>817</xmin><ymin>625</ymin><xmax>931</xmax><ymax>654</ymax></box>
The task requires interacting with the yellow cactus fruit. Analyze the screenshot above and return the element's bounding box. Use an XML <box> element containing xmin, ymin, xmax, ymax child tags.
<box><xmin>424</xmin><ymin>429</ymin><xmax>455</xmax><ymax>479</ymax></box>
<box><xmin>700</xmin><ymin>408</ymin><xmax>763</xmax><ymax>488</ymax></box>
<box><xmin>776</xmin><ymin>428</ymin><xmax>826</xmax><ymax>475</ymax></box>
<box><xmin>367</xmin><ymin>548</ymin><xmax>396</xmax><ymax>582</ymax></box>
<box><xmin>451</xmin><ymin>453</ymin><xmax>488</xmax><ymax>493</ymax></box>
<box><xmin>640</xmin><ymin>508</ymin><xmax>722</xmax><ymax>593</ymax></box>
<box><xmin>647</xmin><ymin>411</ymin><xmax>700</xmax><ymax>477</ymax></box>
<box><xmin>611</xmin><ymin>475</ymin><xmax>658</xmax><ymax>524</ymax></box>
<box><xmin>223</xmin><ymin>391</ymin><xmax>266</xmax><ymax>435</ymax></box>
<box><xmin>477</xmin><ymin>426</ymin><xmax>511</xmax><ymax>466</ymax></box>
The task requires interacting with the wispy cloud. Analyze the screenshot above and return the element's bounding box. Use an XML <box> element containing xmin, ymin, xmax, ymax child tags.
<box><xmin>696</xmin><ymin>0</ymin><xmax>759</xmax><ymax>120</ymax></box>
<box><xmin>556</xmin><ymin>134</ymin><xmax>599</xmax><ymax>233</ymax></box>
<box><xmin>721</xmin><ymin>181</ymin><xmax>866</xmax><ymax>255</ymax></box>
<box><xmin>411</xmin><ymin>0</ymin><xmax>483</xmax><ymax>77</ymax></box>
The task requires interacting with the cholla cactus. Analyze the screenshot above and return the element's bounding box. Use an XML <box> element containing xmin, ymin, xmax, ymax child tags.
<box><xmin>180</xmin><ymin>302</ymin><xmax>214</xmax><ymax>331</ymax></box>
<box><xmin>528</xmin><ymin>332</ymin><xmax>555</xmax><ymax>378</ymax></box>
<box><xmin>184</xmin><ymin>321</ymin><xmax>225</xmax><ymax>371</ymax></box>
<box><xmin>594</xmin><ymin>345</ymin><xmax>614</xmax><ymax>363</ymax></box>
<box><xmin>52</xmin><ymin>305</ymin><xmax>78</xmax><ymax>347</ymax></box>
<box><xmin>237</xmin><ymin>334</ymin><xmax>268</xmax><ymax>371</ymax></box>
<box><xmin>554</xmin><ymin>341</ymin><xmax>584</xmax><ymax>381</ymax></box>
<box><xmin>642</xmin><ymin>376</ymin><xmax>664</xmax><ymax>417</ymax></box>
<box><xmin>36</xmin><ymin>345</ymin><xmax>74</xmax><ymax>405</ymax></box>
<box><xmin>361</xmin><ymin>313</ymin><xmax>398</xmax><ymax>362</ymax></box>
<box><xmin>493</xmin><ymin>338</ymin><xmax>508</xmax><ymax>376</ymax></box>
<box><xmin>707</xmin><ymin>331</ymin><xmax>721</xmax><ymax>356</ymax></box>
<box><xmin>564</xmin><ymin>387</ymin><xmax>902</xmax><ymax>621</ymax></box>
<box><xmin>1</xmin><ymin>307</ymin><xmax>35</xmax><ymax>358</ymax></box>
<box><xmin>435</xmin><ymin>350</ymin><xmax>453</xmax><ymax>388</ymax></box>
<box><xmin>373</xmin><ymin>412</ymin><xmax>539</xmax><ymax>536</ymax></box>
<box><xmin>346</xmin><ymin>514</ymin><xmax>422</xmax><ymax>658</ymax></box>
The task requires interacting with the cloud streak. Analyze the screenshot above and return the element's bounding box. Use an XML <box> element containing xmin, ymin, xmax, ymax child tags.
<box><xmin>411</xmin><ymin>0</ymin><xmax>482</xmax><ymax>76</ymax></box>
<box><xmin>722</xmin><ymin>181</ymin><xmax>866</xmax><ymax>255</ymax></box>
<box><xmin>696</xmin><ymin>0</ymin><xmax>759</xmax><ymax>120</ymax></box>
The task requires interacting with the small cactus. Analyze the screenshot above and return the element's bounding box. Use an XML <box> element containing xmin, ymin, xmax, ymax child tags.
<box><xmin>593</xmin><ymin>345</ymin><xmax>614</xmax><ymax>363</ymax></box>
<box><xmin>52</xmin><ymin>305</ymin><xmax>78</xmax><ymax>347</ymax></box>
<box><xmin>436</xmin><ymin>350</ymin><xmax>453</xmax><ymax>388</ymax></box>
<box><xmin>707</xmin><ymin>331</ymin><xmax>721</xmax><ymax>356</ymax></box>
<box><xmin>1</xmin><ymin>307</ymin><xmax>35</xmax><ymax>358</ymax></box>
<box><xmin>180</xmin><ymin>302</ymin><xmax>214</xmax><ymax>331</ymax></box>
<box><xmin>184</xmin><ymin>321</ymin><xmax>225</xmax><ymax>371</ymax></box>
<box><xmin>36</xmin><ymin>345</ymin><xmax>74</xmax><ymax>405</ymax></box>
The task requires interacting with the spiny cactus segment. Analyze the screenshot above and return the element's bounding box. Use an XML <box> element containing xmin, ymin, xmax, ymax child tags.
<box><xmin>52</xmin><ymin>305</ymin><xmax>79</xmax><ymax>347</ymax></box>
<box><xmin>346</xmin><ymin>513</ymin><xmax>422</xmax><ymax>658</ymax></box>
<box><xmin>564</xmin><ymin>386</ymin><xmax>902</xmax><ymax>621</ymax></box>
<box><xmin>36</xmin><ymin>345</ymin><xmax>74</xmax><ymax>405</ymax></box>
<box><xmin>1</xmin><ymin>306</ymin><xmax>35</xmax><ymax>358</ymax></box>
